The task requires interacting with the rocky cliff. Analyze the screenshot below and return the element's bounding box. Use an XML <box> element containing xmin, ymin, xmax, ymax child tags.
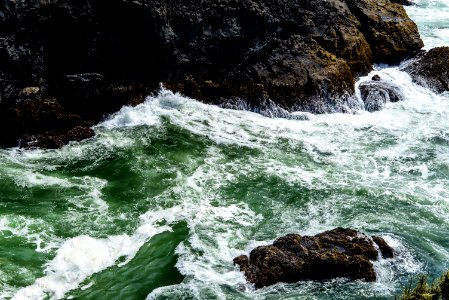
<box><xmin>0</xmin><ymin>0</ymin><xmax>423</xmax><ymax>147</ymax></box>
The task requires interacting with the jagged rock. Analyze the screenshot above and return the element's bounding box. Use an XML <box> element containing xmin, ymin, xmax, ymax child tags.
<box><xmin>401</xmin><ymin>47</ymin><xmax>449</xmax><ymax>94</ymax></box>
<box><xmin>359</xmin><ymin>77</ymin><xmax>404</xmax><ymax>112</ymax></box>
<box><xmin>234</xmin><ymin>228</ymin><xmax>394</xmax><ymax>288</ymax></box>
<box><xmin>0</xmin><ymin>0</ymin><xmax>423</xmax><ymax>147</ymax></box>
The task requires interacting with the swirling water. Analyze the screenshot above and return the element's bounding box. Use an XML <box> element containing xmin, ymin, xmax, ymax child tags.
<box><xmin>1</xmin><ymin>1</ymin><xmax>449</xmax><ymax>299</ymax></box>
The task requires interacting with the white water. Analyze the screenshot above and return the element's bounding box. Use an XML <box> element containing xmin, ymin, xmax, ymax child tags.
<box><xmin>9</xmin><ymin>66</ymin><xmax>448</xmax><ymax>298</ymax></box>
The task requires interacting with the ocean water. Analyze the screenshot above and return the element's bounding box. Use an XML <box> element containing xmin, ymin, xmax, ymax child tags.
<box><xmin>1</xmin><ymin>1</ymin><xmax>449</xmax><ymax>299</ymax></box>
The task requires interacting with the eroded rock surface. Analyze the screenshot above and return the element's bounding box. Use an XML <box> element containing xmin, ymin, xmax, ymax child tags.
<box><xmin>234</xmin><ymin>228</ymin><xmax>394</xmax><ymax>288</ymax></box>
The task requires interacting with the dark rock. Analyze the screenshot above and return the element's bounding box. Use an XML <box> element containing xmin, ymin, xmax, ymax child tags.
<box><xmin>372</xmin><ymin>75</ymin><xmax>381</xmax><ymax>81</ymax></box>
<box><xmin>372</xmin><ymin>236</ymin><xmax>395</xmax><ymax>259</ymax></box>
<box><xmin>389</xmin><ymin>0</ymin><xmax>414</xmax><ymax>6</ymax></box>
<box><xmin>359</xmin><ymin>79</ymin><xmax>405</xmax><ymax>112</ymax></box>
<box><xmin>234</xmin><ymin>228</ymin><xmax>394</xmax><ymax>288</ymax></box>
<box><xmin>0</xmin><ymin>0</ymin><xmax>423</xmax><ymax>148</ymax></box>
<box><xmin>401</xmin><ymin>47</ymin><xmax>449</xmax><ymax>94</ymax></box>
<box><xmin>19</xmin><ymin>126</ymin><xmax>94</xmax><ymax>149</ymax></box>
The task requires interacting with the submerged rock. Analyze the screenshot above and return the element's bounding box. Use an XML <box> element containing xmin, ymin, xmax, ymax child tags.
<box><xmin>0</xmin><ymin>0</ymin><xmax>423</xmax><ymax>147</ymax></box>
<box><xmin>234</xmin><ymin>228</ymin><xmax>394</xmax><ymax>288</ymax></box>
<box><xmin>359</xmin><ymin>77</ymin><xmax>405</xmax><ymax>112</ymax></box>
<box><xmin>401</xmin><ymin>47</ymin><xmax>449</xmax><ymax>94</ymax></box>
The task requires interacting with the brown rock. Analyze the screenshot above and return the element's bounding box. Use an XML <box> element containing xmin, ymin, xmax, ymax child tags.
<box><xmin>234</xmin><ymin>228</ymin><xmax>394</xmax><ymax>288</ymax></box>
<box><xmin>343</xmin><ymin>0</ymin><xmax>423</xmax><ymax>64</ymax></box>
<box><xmin>373</xmin><ymin>236</ymin><xmax>395</xmax><ymax>258</ymax></box>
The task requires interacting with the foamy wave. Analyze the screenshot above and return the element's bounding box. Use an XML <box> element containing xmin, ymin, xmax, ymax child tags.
<box><xmin>12</xmin><ymin>207</ymin><xmax>175</xmax><ymax>300</ymax></box>
<box><xmin>0</xmin><ymin>215</ymin><xmax>61</xmax><ymax>253</ymax></box>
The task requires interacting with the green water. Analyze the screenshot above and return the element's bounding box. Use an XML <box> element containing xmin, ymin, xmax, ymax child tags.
<box><xmin>1</xmin><ymin>1</ymin><xmax>449</xmax><ymax>299</ymax></box>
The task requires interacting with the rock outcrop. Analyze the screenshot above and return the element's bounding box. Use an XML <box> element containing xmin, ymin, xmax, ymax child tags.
<box><xmin>401</xmin><ymin>47</ymin><xmax>449</xmax><ymax>94</ymax></box>
<box><xmin>0</xmin><ymin>0</ymin><xmax>423</xmax><ymax>148</ymax></box>
<box><xmin>234</xmin><ymin>228</ymin><xmax>394</xmax><ymax>288</ymax></box>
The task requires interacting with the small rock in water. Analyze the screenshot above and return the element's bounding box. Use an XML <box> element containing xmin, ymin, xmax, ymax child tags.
<box><xmin>359</xmin><ymin>80</ymin><xmax>404</xmax><ymax>112</ymax></box>
<box><xmin>372</xmin><ymin>74</ymin><xmax>382</xmax><ymax>81</ymax></box>
<box><xmin>234</xmin><ymin>227</ymin><xmax>394</xmax><ymax>288</ymax></box>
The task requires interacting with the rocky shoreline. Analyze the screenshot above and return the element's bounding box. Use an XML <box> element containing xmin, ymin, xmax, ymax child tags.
<box><xmin>1</xmin><ymin>0</ymin><xmax>449</xmax><ymax>150</ymax></box>
<box><xmin>0</xmin><ymin>0</ymin><xmax>429</xmax><ymax>148</ymax></box>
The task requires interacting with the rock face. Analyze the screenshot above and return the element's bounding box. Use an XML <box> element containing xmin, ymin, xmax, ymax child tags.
<box><xmin>359</xmin><ymin>75</ymin><xmax>405</xmax><ymax>112</ymax></box>
<box><xmin>234</xmin><ymin>228</ymin><xmax>394</xmax><ymax>288</ymax></box>
<box><xmin>0</xmin><ymin>0</ymin><xmax>423</xmax><ymax>148</ymax></box>
<box><xmin>401</xmin><ymin>47</ymin><xmax>449</xmax><ymax>94</ymax></box>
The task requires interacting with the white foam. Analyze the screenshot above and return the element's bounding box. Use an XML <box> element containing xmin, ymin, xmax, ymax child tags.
<box><xmin>406</xmin><ymin>0</ymin><xmax>449</xmax><ymax>49</ymax></box>
<box><xmin>0</xmin><ymin>215</ymin><xmax>61</xmax><ymax>253</ymax></box>
<box><xmin>12</xmin><ymin>208</ymin><xmax>174</xmax><ymax>300</ymax></box>
<box><xmin>13</xmin><ymin>171</ymin><xmax>74</xmax><ymax>189</ymax></box>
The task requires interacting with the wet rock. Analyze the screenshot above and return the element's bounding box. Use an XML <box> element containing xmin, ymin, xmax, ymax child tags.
<box><xmin>20</xmin><ymin>126</ymin><xmax>94</xmax><ymax>149</ymax></box>
<box><xmin>359</xmin><ymin>78</ymin><xmax>404</xmax><ymax>112</ymax></box>
<box><xmin>372</xmin><ymin>75</ymin><xmax>381</xmax><ymax>81</ymax></box>
<box><xmin>234</xmin><ymin>228</ymin><xmax>394</xmax><ymax>288</ymax></box>
<box><xmin>401</xmin><ymin>47</ymin><xmax>449</xmax><ymax>94</ymax></box>
<box><xmin>0</xmin><ymin>0</ymin><xmax>423</xmax><ymax>148</ymax></box>
<box><xmin>373</xmin><ymin>236</ymin><xmax>395</xmax><ymax>259</ymax></box>
<box><xmin>344</xmin><ymin>0</ymin><xmax>423</xmax><ymax>64</ymax></box>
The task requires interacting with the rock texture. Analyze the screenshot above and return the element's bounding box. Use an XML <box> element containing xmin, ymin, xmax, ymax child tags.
<box><xmin>401</xmin><ymin>47</ymin><xmax>449</xmax><ymax>94</ymax></box>
<box><xmin>359</xmin><ymin>75</ymin><xmax>404</xmax><ymax>112</ymax></box>
<box><xmin>0</xmin><ymin>0</ymin><xmax>423</xmax><ymax>147</ymax></box>
<box><xmin>234</xmin><ymin>228</ymin><xmax>394</xmax><ymax>288</ymax></box>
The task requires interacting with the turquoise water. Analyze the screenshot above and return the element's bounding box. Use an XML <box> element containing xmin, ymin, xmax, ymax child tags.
<box><xmin>1</xmin><ymin>1</ymin><xmax>449</xmax><ymax>299</ymax></box>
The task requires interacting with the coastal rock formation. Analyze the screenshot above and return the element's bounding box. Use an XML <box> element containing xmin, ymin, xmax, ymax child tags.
<box><xmin>0</xmin><ymin>0</ymin><xmax>423</xmax><ymax>148</ymax></box>
<box><xmin>234</xmin><ymin>228</ymin><xmax>394</xmax><ymax>288</ymax></box>
<box><xmin>402</xmin><ymin>47</ymin><xmax>449</xmax><ymax>94</ymax></box>
<box><xmin>359</xmin><ymin>75</ymin><xmax>404</xmax><ymax>112</ymax></box>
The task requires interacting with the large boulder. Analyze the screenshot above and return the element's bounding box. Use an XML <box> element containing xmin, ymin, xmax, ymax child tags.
<box><xmin>234</xmin><ymin>228</ymin><xmax>394</xmax><ymax>288</ymax></box>
<box><xmin>0</xmin><ymin>0</ymin><xmax>423</xmax><ymax>147</ymax></box>
<box><xmin>401</xmin><ymin>47</ymin><xmax>449</xmax><ymax>94</ymax></box>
